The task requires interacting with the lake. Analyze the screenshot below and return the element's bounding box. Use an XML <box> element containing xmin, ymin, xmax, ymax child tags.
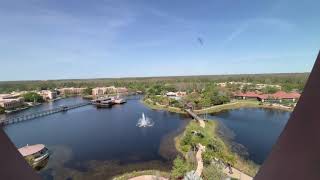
<box><xmin>207</xmin><ymin>108</ymin><xmax>291</xmax><ymax>164</ymax></box>
<box><xmin>3</xmin><ymin>97</ymin><xmax>189</xmax><ymax>179</ymax></box>
<box><xmin>3</xmin><ymin>98</ymin><xmax>291</xmax><ymax>179</ymax></box>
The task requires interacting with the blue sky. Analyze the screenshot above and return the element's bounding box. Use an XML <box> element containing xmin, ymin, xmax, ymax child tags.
<box><xmin>1</xmin><ymin>0</ymin><xmax>319</xmax><ymax>81</ymax></box>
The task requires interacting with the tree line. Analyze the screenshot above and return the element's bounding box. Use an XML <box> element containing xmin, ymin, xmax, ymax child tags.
<box><xmin>0</xmin><ymin>73</ymin><xmax>309</xmax><ymax>93</ymax></box>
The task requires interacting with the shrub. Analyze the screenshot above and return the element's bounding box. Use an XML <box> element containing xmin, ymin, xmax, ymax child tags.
<box><xmin>22</xmin><ymin>92</ymin><xmax>44</xmax><ymax>103</ymax></box>
<box><xmin>0</xmin><ymin>106</ymin><xmax>5</xmax><ymax>114</ymax></box>
<box><xmin>171</xmin><ymin>156</ymin><xmax>190</xmax><ymax>179</ymax></box>
<box><xmin>202</xmin><ymin>163</ymin><xmax>226</xmax><ymax>180</ymax></box>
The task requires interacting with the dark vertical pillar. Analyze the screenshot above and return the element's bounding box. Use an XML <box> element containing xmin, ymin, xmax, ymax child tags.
<box><xmin>255</xmin><ymin>51</ymin><xmax>320</xmax><ymax>180</ymax></box>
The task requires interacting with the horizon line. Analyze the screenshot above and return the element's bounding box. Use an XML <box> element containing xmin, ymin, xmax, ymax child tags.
<box><xmin>0</xmin><ymin>72</ymin><xmax>310</xmax><ymax>83</ymax></box>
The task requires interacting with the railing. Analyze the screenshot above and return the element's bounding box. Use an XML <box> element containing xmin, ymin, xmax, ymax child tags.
<box><xmin>1</xmin><ymin>102</ymin><xmax>91</xmax><ymax>126</ymax></box>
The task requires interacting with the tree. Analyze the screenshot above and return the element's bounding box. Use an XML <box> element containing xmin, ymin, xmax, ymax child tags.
<box><xmin>0</xmin><ymin>106</ymin><xmax>5</xmax><ymax>114</ymax></box>
<box><xmin>262</xmin><ymin>86</ymin><xmax>278</xmax><ymax>94</ymax></box>
<box><xmin>22</xmin><ymin>92</ymin><xmax>44</xmax><ymax>103</ymax></box>
<box><xmin>83</xmin><ymin>87</ymin><xmax>93</xmax><ymax>95</ymax></box>
<box><xmin>202</xmin><ymin>163</ymin><xmax>226</xmax><ymax>180</ymax></box>
<box><xmin>171</xmin><ymin>156</ymin><xmax>189</xmax><ymax>179</ymax></box>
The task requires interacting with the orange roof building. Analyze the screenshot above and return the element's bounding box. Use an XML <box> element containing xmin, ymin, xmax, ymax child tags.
<box><xmin>234</xmin><ymin>91</ymin><xmax>301</xmax><ymax>102</ymax></box>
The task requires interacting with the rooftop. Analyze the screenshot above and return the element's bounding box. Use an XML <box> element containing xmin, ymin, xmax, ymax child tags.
<box><xmin>18</xmin><ymin>144</ymin><xmax>45</xmax><ymax>157</ymax></box>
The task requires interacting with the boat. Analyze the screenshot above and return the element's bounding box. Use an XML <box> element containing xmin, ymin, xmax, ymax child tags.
<box><xmin>114</xmin><ymin>98</ymin><xmax>126</xmax><ymax>104</ymax></box>
<box><xmin>18</xmin><ymin>144</ymin><xmax>50</xmax><ymax>168</ymax></box>
<box><xmin>112</xmin><ymin>94</ymin><xmax>126</xmax><ymax>104</ymax></box>
<box><xmin>94</xmin><ymin>98</ymin><xmax>113</xmax><ymax>108</ymax></box>
<box><xmin>96</xmin><ymin>100</ymin><xmax>112</xmax><ymax>108</ymax></box>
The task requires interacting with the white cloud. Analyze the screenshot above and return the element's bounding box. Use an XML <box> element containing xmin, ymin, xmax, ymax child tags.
<box><xmin>221</xmin><ymin>17</ymin><xmax>295</xmax><ymax>48</ymax></box>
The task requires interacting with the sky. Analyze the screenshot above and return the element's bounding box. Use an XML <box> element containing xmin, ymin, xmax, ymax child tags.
<box><xmin>0</xmin><ymin>0</ymin><xmax>319</xmax><ymax>81</ymax></box>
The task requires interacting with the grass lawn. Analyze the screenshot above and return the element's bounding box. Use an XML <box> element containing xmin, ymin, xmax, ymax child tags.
<box><xmin>142</xmin><ymin>99</ymin><xmax>186</xmax><ymax>114</ymax></box>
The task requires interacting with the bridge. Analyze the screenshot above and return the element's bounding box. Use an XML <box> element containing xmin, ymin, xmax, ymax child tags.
<box><xmin>185</xmin><ymin>109</ymin><xmax>206</xmax><ymax>128</ymax></box>
<box><xmin>1</xmin><ymin>102</ymin><xmax>91</xmax><ymax>126</ymax></box>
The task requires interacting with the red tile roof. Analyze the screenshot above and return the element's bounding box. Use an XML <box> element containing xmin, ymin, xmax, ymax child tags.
<box><xmin>234</xmin><ymin>91</ymin><xmax>261</xmax><ymax>98</ymax></box>
<box><xmin>235</xmin><ymin>91</ymin><xmax>300</xmax><ymax>100</ymax></box>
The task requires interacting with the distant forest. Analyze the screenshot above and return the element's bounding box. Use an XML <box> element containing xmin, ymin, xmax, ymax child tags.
<box><xmin>0</xmin><ymin>73</ymin><xmax>310</xmax><ymax>93</ymax></box>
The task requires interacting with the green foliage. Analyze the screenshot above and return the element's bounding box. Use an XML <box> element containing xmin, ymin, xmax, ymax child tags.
<box><xmin>202</xmin><ymin>163</ymin><xmax>226</xmax><ymax>180</ymax></box>
<box><xmin>83</xmin><ymin>87</ymin><xmax>93</xmax><ymax>95</ymax></box>
<box><xmin>149</xmin><ymin>95</ymin><xmax>170</xmax><ymax>106</ymax></box>
<box><xmin>22</xmin><ymin>92</ymin><xmax>44</xmax><ymax>103</ymax></box>
<box><xmin>147</xmin><ymin>85</ymin><xmax>164</xmax><ymax>96</ymax></box>
<box><xmin>171</xmin><ymin>156</ymin><xmax>190</xmax><ymax>179</ymax></box>
<box><xmin>0</xmin><ymin>73</ymin><xmax>308</xmax><ymax>94</ymax></box>
<box><xmin>169</xmin><ymin>99</ymin><xmax>183</xmax><ymax>108</ymax></box>
<box><xmin>182</xmin><ymin>85</ymin><xmax>230</xmax><ymax>110</ymax></box>
<box><xmin>262</xmin><ymin>86</ymin><xmax>279</xmax><ymax>94</ymax></box>
<box><xmin>0</xmin><ymin>106</ymin><xmax>5</xmax><ymax>114</ymax></box>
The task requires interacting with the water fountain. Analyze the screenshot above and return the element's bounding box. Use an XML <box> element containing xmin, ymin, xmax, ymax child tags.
<box><xmin>137</xmin><ymin>113</ymin><xmax>154</xmax><ymax>128</ymax></box>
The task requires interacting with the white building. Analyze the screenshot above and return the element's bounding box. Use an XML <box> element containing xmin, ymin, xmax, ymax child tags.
<box><xmin>92</xmin><ymin>86</ymin><xmax>128</xmax><ymax>96</ymax></box>
<box><xmin>0</xmin><ymin>94</ymin><xmax>25</xmax><ymax>110</ymax></box>
<box><xmin>38</xmin><ymin>90</ymin><xmax>57</xmax><ymax>100</ymax></box>
<box><xmin>58</xmin><ymin>87</ymin><xmax>86</xmax><ymax>95</ymax></box>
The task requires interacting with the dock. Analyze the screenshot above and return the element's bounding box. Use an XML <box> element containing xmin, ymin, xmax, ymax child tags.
<box><xmin>1</xmin><ymin>102</ymin><xmax>91</xmax><ymax>126</ymax></box>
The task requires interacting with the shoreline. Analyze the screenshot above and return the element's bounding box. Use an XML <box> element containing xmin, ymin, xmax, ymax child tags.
<box><xmin>141</xmin><ymin>99</ymin><xmax>268</xmax><ymax>178</ymax></box>
<box><xmin>141</xmin><ymin>99</ymin><xmax>186</xmax><ymax>114</ymax></box>
<box><xmin>142</xmin><ymin>99</ymin><xmax>293</xmax><ymax>116</ymax></box>
<box><xmin>194</xmin><ymin>100</ymin><xmax>293</xmax><ymax>115</ymax></box>
<box><xmin>175</xmin><ymin>120</ymin><xmax>259</xmax><ymax>177</ymax></box>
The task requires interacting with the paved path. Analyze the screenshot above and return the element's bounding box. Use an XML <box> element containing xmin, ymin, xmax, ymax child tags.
<box><xmin>185</xmin><ymin>109</ymin><xmax>206</xmax><ymax>128</ymax></box>
<box><xmin>222</xmin><ymin>165</ymin><xmax>253</xmax><ymax>180</ymax></box>
<box><xmin>195</xmin><ymin>144</ymin><xmax>206</xmax><ymax>177</ymax></box>
<box><xmin>129</xmin><ymin>175</ymin><xmax>168</xmax><ymax>180</ymax></box>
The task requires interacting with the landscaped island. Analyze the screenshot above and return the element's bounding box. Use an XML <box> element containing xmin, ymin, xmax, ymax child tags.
<box><xmin>174</xmin><ymin>120</ymin><xmax>258</xmax><ymax>179</ymax></box>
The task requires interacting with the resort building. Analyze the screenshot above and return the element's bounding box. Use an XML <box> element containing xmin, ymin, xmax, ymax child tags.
<box><xmin>166</xmin><ymin>91</ymin><xmax>187</xmax><ymax>100</ymax></box>
<box><xmin>0</xmin><ymin>94</ymin><xmax>25</xmax><ymax>110</ymax></box>
<box><xmin>116</xmin><ymin>87</ymin><xmax>128</xmax><ymax>93</ymax></box>
<box><xmin>234</xmin><ymin>91</ymin><xmax>300</xmax><ymax>103</ymax></box>
<box><xmin>255</xmin><ymin>84</ymin><xmax>282</xmax><ymax>90</ymax></box>
<box><xmin>217</xmin><ymin>82</ymin><xmax>281</xmax><ymax>91</ymax></box>
<box><xmin>38</xmin><ymin>90</ymin><xmax>57</xmax><ymax>100</ymax></box>
<box><xmin>92</xmin><ymin>86</ymin><xmax>128</xmax><ymax>96</ymax></box>
<box><xmin>166</xmin><ymin>91</ymin><xmax>187</xmax><ymax>97</ymax></box>
<box><xmin>58</xmin><ymin>87</ymin><xmax>86</xmax><ymax>95</ymax></box>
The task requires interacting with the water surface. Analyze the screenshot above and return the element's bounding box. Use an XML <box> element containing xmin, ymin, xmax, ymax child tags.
<box><xmin>207</xmin><ymin>108</ymin><xmax>291</xmax><ymax>164</ymax></box>
<box><xmin>4</xmin><ymin>97</ymin><xmax>189</xmax><ymax>179</ymax></box>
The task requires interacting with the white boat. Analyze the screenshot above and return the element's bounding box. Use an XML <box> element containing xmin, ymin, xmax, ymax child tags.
<box><xmin>114</xmin><ymin>98</ymin><xmax>126</xmax><ymax>104</ymax></box>
<box><xmin>18</xmin><ymin>144</ymin><xmax>50</xmax><ymax>166</ymax></box>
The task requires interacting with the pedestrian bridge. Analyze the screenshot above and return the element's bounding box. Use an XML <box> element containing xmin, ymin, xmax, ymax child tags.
<box><xmin>1</xmin><ymin>102</ymin><xmax>91</xmax><ymax>126</ymax></box>
<box><xmin>185</xmin><ymin>109</ymin><xmax>206</xmax><ymax>128</ymax></box>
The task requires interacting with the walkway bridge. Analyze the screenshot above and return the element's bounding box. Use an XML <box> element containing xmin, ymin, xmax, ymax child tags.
<box><xmin>1</xmin><ymin>102</ymin><xmax>91</xmax><ymax>126</ymax></box>
<box><xmin>185</xmin><ymin>109</ymin><xmax>206</xmax><ymax>128</ymax></box>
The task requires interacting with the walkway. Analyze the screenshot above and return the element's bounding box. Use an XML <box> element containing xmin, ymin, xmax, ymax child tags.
<box><xmin>129</xmin><ymin>175</ymin><xmax>168</xmax><ymax>180</ymax></box>
<box><xmin>185</xmin><ymin>109</ymin><xmax>205</xmax><ymax>128</ymax></box>
<box><xmin>222</xmin><ymin>166</ymin><xmax>253</xmax><ymax>180</ymax></box>
<box><xmin>195</xmin><ymin>143</ymin><xmax>206</xmax><ymax>177</ymax></box>
<box><xmin>1</xmin><ymin>102</ymin><xmax>91</xmax><ymax>126</ymax></box>
<box><xmin>187</xmin><ymin>108</ymin><xmax>252</xmax><ymax>180</ymax></box>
